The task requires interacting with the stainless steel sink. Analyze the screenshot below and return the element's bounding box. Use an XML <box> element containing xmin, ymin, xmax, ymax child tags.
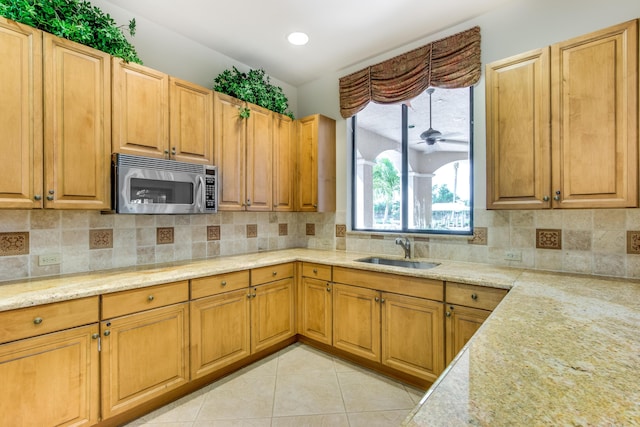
<box><xmin>355</xmin><ymin>257</ymin><xmax>440</xmax><ymax>270</ymax></box>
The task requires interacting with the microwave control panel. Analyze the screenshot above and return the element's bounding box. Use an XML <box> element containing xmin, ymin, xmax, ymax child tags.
<box><xmin>205</xmin><ymin>167</ymin><xmax>217</xmax><ymax>212</ymax></box>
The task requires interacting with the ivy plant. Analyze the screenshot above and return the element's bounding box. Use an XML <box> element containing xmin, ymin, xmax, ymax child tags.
<box><xmin>213</xmin><ymin>67</ymin><xmax>294</xmax><ymax>119</ymax></box>
<box><xmin>0</xmin><ymin>0</ymin><xmax>142</xmax><ymax>64</ymax></box>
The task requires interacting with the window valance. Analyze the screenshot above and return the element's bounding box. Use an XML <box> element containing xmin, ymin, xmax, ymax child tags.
<box><xmin>338</xmin><ymin>26</ymin><xmax>481</xmax><ymax>118</ymax></box>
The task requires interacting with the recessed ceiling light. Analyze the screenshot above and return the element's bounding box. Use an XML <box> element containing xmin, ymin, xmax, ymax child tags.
<box><xmin>287</xmin><ymin>32</ymin><xmax>309</xmax><ymax>46</ymax></box>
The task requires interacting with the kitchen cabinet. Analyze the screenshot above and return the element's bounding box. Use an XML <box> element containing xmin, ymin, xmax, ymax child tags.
<box><xmin>444</xmin><ymin>282</ymin><xmax>507</xmax><ymax>364</ymax></box>
<box><xmin>112</xmin><ymin>60</ymin><xmax>214</xmax><ymax>165</ymax></box>
<box><xmin>0</xmin><ymin>19</ymin><xmax>110</xmax><ymax>210</ymax></box>
<box><xmin>190</xmin><ymin>271</ymin><xmax>251</xmax><ymax>379</ymax></box>
<box><xmin>296</xmin><ymin>114</ymin><xmax>336</xmax><ymax>212</ymax></box>
<box><xmin>0</xmin><ymin>297</ymin><xmax>100</xmax><ymax>427</ymax></box>
<box><xmin>332</xmin><ymin>267</ymin><xmax>445</xmax><ymax>382</ymax></box>
<box><xmin>100</xmin><ymin>281</ymin><xmax>190</xmax><ymax>419</ymax></box>
<box><xmin>299</xmin><ymin>262</ymin><xmax>333</xmax><ymax>345</ymax></box>
<box><xmin>486</xmin><ymin>19</ymin><xmax>638</xmax><ymax>209</ymax></box>
<box><xmin>250</xmin><ymin>263</ymin><xmax>296</xmax><ymax>353</ymax></box>
<box><xmin>273</xmin><ymin>113</ymin><xmax>296</xmax><ymax>211</ymax></box>
<box><xmin>214</xmin><ymin>91</ymin><xmax>273</xmax><ymax>211</ymax></box>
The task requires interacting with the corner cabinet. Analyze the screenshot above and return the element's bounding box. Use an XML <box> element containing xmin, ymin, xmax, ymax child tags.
<box><xmin>299</xmin><ymin>262</ymin><xmax>333</xmax><ymax>345</ymax></box>
<box><xmin>486</xmin><ymin>19</ymin><xmax>638</xmax><ymax>209</ymax></box>
<box><xmin>297</xmin><ymin>114</ymin><xmax>336</xmax><ymax>212</ymax></box>
<box><xmin>0</xmin><ymin>18</ymin><xmax>111</xmax><ymax>210</ymax></box>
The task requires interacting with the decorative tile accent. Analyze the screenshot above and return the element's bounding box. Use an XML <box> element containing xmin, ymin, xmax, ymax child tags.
<box><xmin>336</xmin><ymin>224</ymin><xmax>346</xmax><ymax>238</ymax></box>
<box><xmin>306</xmin><ymin>223</ymin><xmax>315</xmax><ymax>236</ymax></box>
<box><xmin>156</xmin><ymin>227</ymin><xmax>174</xmax><ymax>245</ymax></box>
<box><xmin>626</xmin><ymin>231</ymin><xmax>640</xmax><ymax>254</ymax></box>
<box><xmin>89</xmin><ymin>229</ymin><xmax>113</xmax><ymax>249</ymax></box>
<box><xmin>469</xmin><ymin>227</ymin><xmax>488</xmax><ymax>245</ymax></box>
<box><xmin>0</xmin><ymin>232</ymin><xmax>29</xmax><ymax>256</ymax></box>
<box><xmin>247</xmin><ymin>224</ymin><xmax>258</xmax><ymax>238</ymax></box>
<box><xmin>370</xmin><ymin>234</ymin><xmax>384</xmax><ymax>240</ymax></box>
<box><xmin>536</xmin><ymin>228</ymin><xmax>562</xmax><ymax>250</ymax></box>
<box><xmin>279</xmin><ymin>223</ymin><xmax>288</xmax><ymax>236</ymax></box>
<box><xmin>207</xmin><ymin>225</ymin><xmax>220</xmax><ymax>241</ymax></box>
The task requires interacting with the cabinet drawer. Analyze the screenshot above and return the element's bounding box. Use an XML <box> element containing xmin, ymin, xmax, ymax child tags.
<box><xmin>251</xmin><ymin>263</ymin><xmax>294</xmax><ymax>286</ymax></box>
<box><xmin>445</xmin><ymin>282</ymin><xmax>507</xmax><ymax>311</ymax></box>
<box><xmin>0</xmin><ymin>296</ymin><xmax>99</xmax><ymax>344</ymax></box>
<box><xmin>333</xmin><ymin>267</ymin><xmax>443</xmax><ymax>301</ymax></box>
<box><xmin>302</xmin><ymin>262</ymin><xmax>332</xmax><ymax>281</ymax></box>
<box><xmin>102</xmin><ymin>281</ymin><xmax>189</xmax><ymax>319</ymax></box>
<box><xmin>191</xmin><ymin>270</ymin><xmax>249</xmax><ymax>299</ymax></box>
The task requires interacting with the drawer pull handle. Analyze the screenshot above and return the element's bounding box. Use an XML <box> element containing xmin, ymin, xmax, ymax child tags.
<box><xmin>33</xmin><ymin>317</ymin><xmax>43</xmax><ymax>325</ymax></box>
<box><xmin>471</xmin><ymin>293</ymin><xmax>478</xmax><ymax>300</ymax></box>
<box><xmin>221</xmin><ymin>280</ymin><xmax>227</xmax><ymax>286</ymax></box>
<box><xmin>148</xmin><ymin>295</ymin><xmax>155</xmax><ymax>302</ymax></box>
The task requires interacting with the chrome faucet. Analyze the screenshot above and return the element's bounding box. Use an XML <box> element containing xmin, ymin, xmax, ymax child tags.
<box><xmin>395</xmin><ymin>237</ymin><xmax>411</xmax><ymax>259</ymax></box>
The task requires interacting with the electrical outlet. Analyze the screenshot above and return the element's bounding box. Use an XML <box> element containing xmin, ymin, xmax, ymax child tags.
<box><xmin>504</xmin><ymin>250</ymin><xmax>522</xmax><ymax>261</ymax></box>
<box><xmin>39</xmin><ymin>253</ymin><xmax>61</xmax><ymax>266</ymax></box>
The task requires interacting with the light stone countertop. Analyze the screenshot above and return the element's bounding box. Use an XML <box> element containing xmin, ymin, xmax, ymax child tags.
<box><xmin>1</xmin><ymin>248</ymin><xmax>639</xmax><ymax>425</ymax></box>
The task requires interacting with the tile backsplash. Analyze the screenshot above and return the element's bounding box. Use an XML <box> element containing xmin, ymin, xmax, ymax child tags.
<box><xmin>4</xmin><ymin>207</ymin><xmax>640</xmax><ymax>282</ymax></box>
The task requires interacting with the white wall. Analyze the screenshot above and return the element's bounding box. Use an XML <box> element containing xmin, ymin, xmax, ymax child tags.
<box><xmin>297</xmin><ymin>0</ymin><xmax>640</xmax><ymax>214</ymax></box>
<box><xmin>89</xmin><ymin>0</ymin><xmax>298</xmax><ymax>116</ymax></box>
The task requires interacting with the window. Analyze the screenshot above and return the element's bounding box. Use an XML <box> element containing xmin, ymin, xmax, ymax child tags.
<box><xmin>351</xmin><ymin>87</ymin><xmax>473</xmax><ymax>234</ymax></box>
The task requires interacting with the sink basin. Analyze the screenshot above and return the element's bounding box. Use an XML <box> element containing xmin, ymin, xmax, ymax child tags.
<box><xmin>355</xmin><ymin>257</ymin><xmax>440</xmax><ymax>270</ymax></box>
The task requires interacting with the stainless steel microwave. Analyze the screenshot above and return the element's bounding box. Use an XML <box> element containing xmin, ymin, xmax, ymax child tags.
<box><xmin>112</xmin><ymin>154</ymin><xmax>217</xmax><ymax>214</ymax></box>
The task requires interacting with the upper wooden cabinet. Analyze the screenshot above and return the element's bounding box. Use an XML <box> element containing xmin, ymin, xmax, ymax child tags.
<box><xmin>273</xmin><ymin>113</ymin><xmax>296</xmax><ymax>211</ymax></box>
<box><xmin>0</xmin><ymin>18</ymin><xmax>110</xmax><ymax>210</ymax></box>
<box><xmin>214</xmin><ymin>91</ymin><xmax>273</xmax><ymax>211</ymax></box>
<box><xmin>113</xmin><ymin>59</ymin><xmax>213</xmax><ymax>164</ymax></box>
<box><xmin>486</xmin><ymin>19</ymin><xmax>638</xmax><ymax>209</ymax></box>
<box><xmin>297</xmin><ymin>114</ymin><xmax>336</xmax><ymax>212</ymax></box>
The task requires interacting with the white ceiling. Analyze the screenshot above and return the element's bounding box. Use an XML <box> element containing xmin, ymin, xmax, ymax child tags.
<box><xmin>102</xmin><ymin>0</ymin><xmax>513</xmax><ymax>87</ymax></box>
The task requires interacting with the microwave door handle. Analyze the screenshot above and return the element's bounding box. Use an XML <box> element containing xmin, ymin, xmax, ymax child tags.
<box><xmin>196</xmin><ymin>175</ymin><xmax>205</xmax><ymax>212</ymax></box>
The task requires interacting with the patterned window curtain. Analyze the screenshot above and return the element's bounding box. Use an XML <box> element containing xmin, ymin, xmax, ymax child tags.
<box><xmin>338</xmin><ymin>26</ymin><xmax>481</xmax><ymax>119</ymax></box>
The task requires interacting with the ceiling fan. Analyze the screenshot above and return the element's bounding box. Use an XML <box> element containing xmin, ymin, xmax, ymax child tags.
<box><xmin>418</xmin><ymin>88</ymin><xmax>468</xmax><ymax>146</ymax></box>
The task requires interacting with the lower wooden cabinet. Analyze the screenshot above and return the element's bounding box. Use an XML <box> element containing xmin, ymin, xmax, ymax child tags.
<box><xmin>299</xmin><ymin>275</ymin><xmax>333</xmax><ymax>345</ymax></box>
<box><xmin>100</xmin><ymin>302</ymin><xmax>190</xmax><ymax>419</ymax></box>
<box><xmin>190</xmin><ymin>288</ymin><xmax>251</xmax><ymax>379</ymax></box>
<box><xmin>445</xmin><ymin>304</ymin><xmax>490</xmax><ymax>364</ymax></box>
<box><xmin>0</xmin><ymin>324</ymin><xmax>100</xmax><ymax>427</ymax></box>
<box><xmin>251</xmin><ymin>277</ymin><xmax>296</xmax><ymax>353</ymax></box>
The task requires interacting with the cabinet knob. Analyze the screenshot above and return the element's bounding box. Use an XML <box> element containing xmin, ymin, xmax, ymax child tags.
<box><xmin>247</xmin><ymin>293</ymin><xmax>252</xmax><ymax>299</ymax></box>
<box><xmin>221</xmin><ymin>280</ymin><xmax>227</xmax><ymax>286</ymax></box>
<box><xmin>542</xmin><ymin>196</ymin><xmax>550</xmax><ymax>202</ymax></box>
<box><xmin>313</xmin><ymin>204</ymin><xmax>318</xmax><ymax>208</ymax></box>
<box><xmin>375</xmin><ymin>297</ymin><xmax>380</xmax><ymax>302</ymax></box>
<box><xmin>171</xmin><ymin>147</ymin><xmax>176</xmax><ymax>155</ymax></box>
<box><xmin>104</xmin><ymin>330</ymin><xmax>111</xmax><ymax>336</ymax></box>
<box><xmin>381</xmin><ymin>298</ymin><xmax>386</xmax><ymax>304</ymax></box>
<box><xmin>471</xmin><ymin>293</ymin><xmax>478</xmax><ymax>300</ymax></box>
<box><xmin>247</xmin><ymin>199</ymin><xmax>252</xmax><ymax>206</ymax></box>
<box><xmin>33</xmin><ymin>317</ymin><xmax>43</xmax><ymax>325</ymax></box>
<box><xmin>445</xmin><ymin>311</ymin><xmax>451</xmax><ymax>317</ymax></box>
<box><xmin>147</xmin><ymin>295</ymin><xmax>154</xmax><ymax>302</ymax></box>
<box><xmin>92</xmin><ymin>333</ymin><xmax>99</xmax><ymax>340</ymax></box>
<box><xmin>34</xmin><ymin>195</ymin><xmax>42</xmax><ymax>201</ymax></box>
<box><xmin>554</xmin><ymin>190</ymin><xmax>561</xmax><ymax>201</ymax></box>
<box><xmin>326</xmin><ymin>285</ymin><xmax>331</xmax><ymax>292</ymax></box>
<box><xmin>272</xmin><ymin>271</ymin><xmax>277</xmax><ymax>276</ymax></box>
<box><xmin>313</xmin><ymin>268</ymin><xmax>318</xmax><ymax>274</ymax></box>
<box><xmin>252</xmin><ymin>292</ymin><xmax>256</xmax><ymax>298</ymax></box>
<box><xmin>164</xmin><ymin>149</ymin><xmax>169</xmax><ymax>154</ymax></box>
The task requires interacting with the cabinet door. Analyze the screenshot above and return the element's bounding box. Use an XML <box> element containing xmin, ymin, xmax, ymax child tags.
<box><xmin>246</xmin><ymin>103</ymin><xmax>273</xmax><ymax>211</ymax></box>
<box><xmin>251</xmin><ymin>277</ymin><xmax>295</xmax><ymax>353</ymax></box>
<box><xmin>273</xmin><ymin>113</ymin><xmax>295</xmax><ymax>211</ymax></box>
<box><xmin>101</xmin><ymin>303</ymin><xmax>189</xmax><ymax>419</ymax></box>
<box><xmin>332</xmin><ymin>283</ymin><xmax>380</xmax><ymax>362</ymax></box>
<box><xmin>43</xmin><ymin>34</ymin><xmax>111</xmax><ymax>210</ymax></box>
<box><xmin>297</xmin><ymin>115</ymin><xmax>318</xmax><ymax>211</ymax></box>
<box><xmin>112</xmin><ymin>58</ymin><xmax>169</xmax><ymax>159</ymax></box>
<box><xmin>0</xmin><ymin>18</ymin><xmax>43</xmax><ymax>209</ymax></box>
<box><xmin>0</xmin><ymin>324</ymin><xmax>99</xmax><ymax>427</ymax></box>
<box><xmin>445</xmin><ymin>304</ymin><xmax>489</xmax><ymax>365</ymax></box>
<box><xmin>300</xmin><ymin>276</ymin><xmax>333</xmax><ymax>345</ymax></box>
<box><xmin>214</xmin><ymin>92</ymin><xmax>246</xmax><ymax>210</ymax></box>
<box><xmin>551</xmin><ymin>20</ymin><xmax>638</xmax><ymax>208</ymax></box>
<box><xmin>486</xmin><ymin>48</ymin><xmax>551</xmax><ymax>209</ymax></box>
<box><xmin>169</xmin><ymin>77</ymin><xmax>213</xmax><ymax>165</ymax></box>
<box><xmin>190</xmin><ymin>288</ymin><xmax>251</xmax><ymax>379</ymax></box>
<box><xmin>381</xmin><ymin>293</ymin><xmax>444</xmax><ymax>382</ymax></box>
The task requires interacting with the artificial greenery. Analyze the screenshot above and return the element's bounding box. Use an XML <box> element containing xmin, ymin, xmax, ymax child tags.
<box><xmin>213</xmin><ymin>67</ymin><xmax>294</xmax><ymax>119</ymax></box>
<box><xmin>0</xmin><ymin>0</ymin><xmax>141</xmax><ymax>64</ymax></box>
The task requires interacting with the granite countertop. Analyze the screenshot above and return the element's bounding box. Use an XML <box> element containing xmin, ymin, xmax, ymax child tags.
<box><xmin>2</xmin><ymin>249</ymin><xmax>639</xmax><ymax>425</ymax></box>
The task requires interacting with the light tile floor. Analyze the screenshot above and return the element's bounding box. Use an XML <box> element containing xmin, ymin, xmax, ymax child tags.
<box><xmin>126</xmin><ymin>343</ymin><xmax>426</xmax><ymax>427</ymax></box>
